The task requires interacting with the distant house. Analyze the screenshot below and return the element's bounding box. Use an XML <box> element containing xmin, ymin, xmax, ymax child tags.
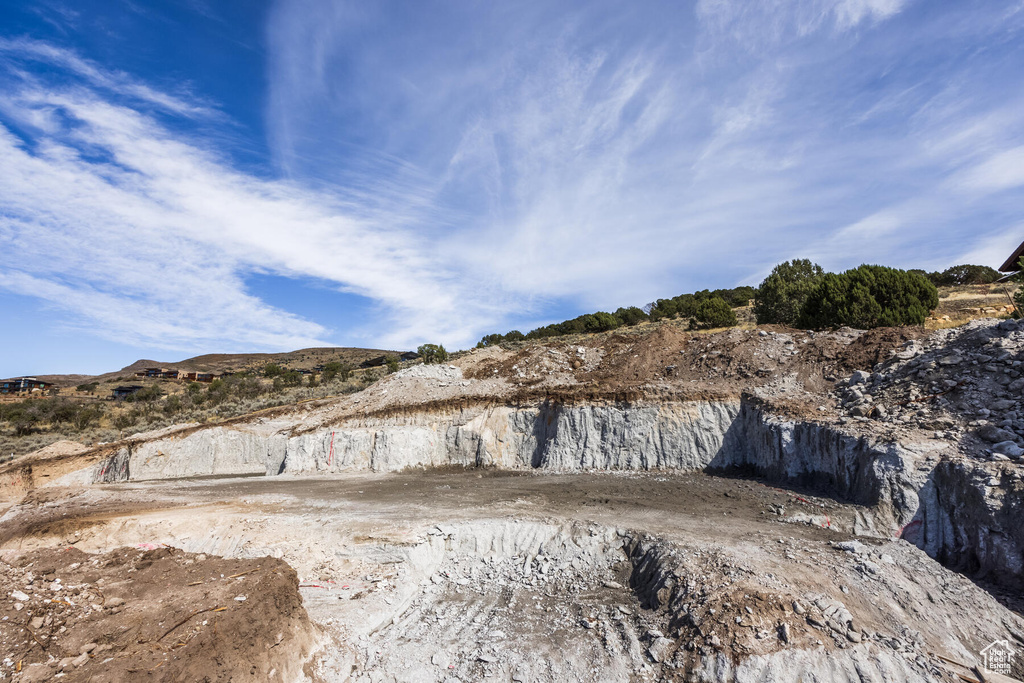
<box><xmin>0</xmin><ymin>377</ymin><xmax>53</xmax><ymax>394</ymax></box>
<box><xmin>182</xmin><ymin>372</ymin><xmax>215</xmax><ymax>383</ymax></box>
<box><xmin>361</xmin><ymin>353</ymin><xmax>418</xmax><ymax>368</ymax></box>
<box><xmin>112</xmin><ymin>385</ymin><xmax>144</xmax><ymax>399</ymax></box>
<box><xmin>999</xmin><ymin>240</ymin><xmax>1024</xmax><ymax>272</ymax></box>
<box><xmin>135</xmin><ymin>368</ymin><xmax>179</xmax><ymax>379</ymax></box>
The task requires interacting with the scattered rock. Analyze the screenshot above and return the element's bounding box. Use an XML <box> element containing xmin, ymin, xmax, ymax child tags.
<box><xmin>978</xmin><ymin>425</ymin><xmax>1017</xmax><ymax>443</ymax></box>
<box><xmin>849</xmin><ymin>370</ymin><xmax>871</xmax><ymax>386</ymax></box>
<box><xmin>835</xmin><ymin>540</ymin><xmax>867</xmax><ymax>554</ymax></box>
<box><xmin>649</xmin><ymin>637</ymin><xmax>675</xmax><ymax>663</ymax></box>
<box><xmin>20</xmin><ymin>663</ymin><xmax>52</xmax><ymax>683</ymax></box>
<box><xmin>992</xmin><ymin>441</ymin><xmax>1024</xmax><ymax>457</ymax></box>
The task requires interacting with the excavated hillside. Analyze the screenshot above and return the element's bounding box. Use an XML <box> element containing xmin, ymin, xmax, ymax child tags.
<box><xmin>0</xmin><ymin>320</ymin><xmax>1022</xmax><ymax>682</ymax></box>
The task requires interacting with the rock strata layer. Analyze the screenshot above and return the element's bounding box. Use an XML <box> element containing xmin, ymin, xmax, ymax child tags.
<box><xmin>87</xmin><ymin>395</ymin><xmax>1022</xmax><ymax>589</ymax></box>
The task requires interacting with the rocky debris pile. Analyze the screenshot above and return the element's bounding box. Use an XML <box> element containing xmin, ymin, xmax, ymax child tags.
<box><xmin>390</xmin><ymin>364</ymin><xmax>465</xmax><ymax>383</ymax></box>
<box><xmin>325</xmin><ymin>360</ymin><xmax>509</xmax><ymax>417</ymax></box>
<box><xmin>625</xmin><ymin>537</ymin><xmax>876</xmax><ymax>666</ymax></box>
<box><xmin>835</xmin><ymin>318</ymin><xmax>1024</xmax><ymax>460</ymax></box>
<box><xmin>633</xmin><ymin>534</ymin><xmax>1022</xmax><ymax>681</ymax></box>
<box><xmin>462</xmin><ymin>323</ymin><xmax>916</xmax><ymax>402</ymax></box>
<box><xmin>0</xmin><ymin>546</ymin><xmax>314</xmax><ymax>682</ymax></box>
<box><xmin>351</xmin><ymin>527</ymin><xmax>670</xmax><ymax>682</ymax></box>
<box><xmin>485</xmin><ymin>343</ymin><xmax>586</xmax><ymax>388</ymax></box>
<box><xmin>344</xmin><ymin>519</ymin><xmax>977</xmax><ymax>682</ymax></box>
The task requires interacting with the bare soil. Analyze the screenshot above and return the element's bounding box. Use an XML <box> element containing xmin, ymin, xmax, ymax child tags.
<box><xmin>0</xmin><ymin>470</ymin><xmax>1018</xmax><ymax>681</ymax></box>
<box><xmin>0</xmin><ymin>545</ymin><xmax>316</xmax><ymax>682</ymax></box>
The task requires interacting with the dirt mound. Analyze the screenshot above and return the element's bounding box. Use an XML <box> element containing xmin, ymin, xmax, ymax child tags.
<box><xmin>461</xmin><ymin>323</ymin><xmax>921</xmax><ymax>400</ymax></box>
<box><xmin>23</xmin><ymin>441</ymin><xmax>89</xmax><ymax>461</ymax></box>
<box><xmin>0</xmin><ymin>546</ymin><xmax>316</xmax><ymax>682</ymax></box>
<box><xmin>835</xmin><ymin>327</ymin><xmax>925</xmax><ymax>373</ymax></box>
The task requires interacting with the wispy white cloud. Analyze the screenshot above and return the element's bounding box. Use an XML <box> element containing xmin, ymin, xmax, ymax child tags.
<box><xmin>0</xmin><ymin>38</ymin><xmax>215</xmax><ymax>117</ymax></box>
<box><xmin>695</xmin><ymin>0</ymin><xmax>909</xmax><ymax>50</ymax></box>
<box><xmin>955</xmin><ymin>145</ymin><xmax>1024</xmax><ymax>193</ymax></box>
<box><xmin>2</xmin><ymin>0</ymin><xmax>1024</xmax><ymax>361</ymax></box>
<box><xmin>953</xmin><ymin>223</ymin><xmax>1024</xmax><ymax>270</ymax></box>
<box><xmin>834</xmin><ymin>0</ymin><xmax>908</xmax><ymax>29</ymax></box>
<box><xmin>0</xmin><ymin>78</ymin><xmax>506</xmax><ymax>352</ymax></box>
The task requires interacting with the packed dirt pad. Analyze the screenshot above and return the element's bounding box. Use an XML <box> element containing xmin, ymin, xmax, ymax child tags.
<box><xmin>0</xmin><ymin>545</ymin><xmax>316</xmax><ymax>682</ymax></box>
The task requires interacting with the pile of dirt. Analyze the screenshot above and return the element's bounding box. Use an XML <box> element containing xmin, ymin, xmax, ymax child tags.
<box><xmin>22</xmin><ymin>441</ymin><xmax>90</xmax><ymax>461</ymax></box>
<box><xmin>0</xmin><ymin>546</ymin><xmax>316</xmax><ymax>682</ymax></box>
<box><xmin>461</xmin><ymin>323</ymin><xmax>919</xmax><ymax>399</ymax></box>
<box><xmin>833</xmin><ymin>327</ymin><xmax>925</xmax><ymax>373</ymax></box>
<box><xmin>260</xmin><ymin>322</ymin><xmax>928</xmax><ymax>430</ymax></box>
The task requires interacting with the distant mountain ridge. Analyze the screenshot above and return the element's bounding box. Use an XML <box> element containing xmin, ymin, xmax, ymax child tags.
<box><xmin>21</xmin><ymin>346</ymin><xmax>407</xmax><ymax>387</ymax></box>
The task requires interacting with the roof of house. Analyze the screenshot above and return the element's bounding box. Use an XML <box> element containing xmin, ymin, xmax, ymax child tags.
<box><xmin>999</xmin><ymin>239</ymin><xmax>1024</xmax><ymax>272</ymax></box>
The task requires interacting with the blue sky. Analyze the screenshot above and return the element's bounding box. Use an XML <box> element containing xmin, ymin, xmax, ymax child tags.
<box><xmin>1</xmin><ymin>0</ymin><xmax>1023</xmax><ymax>376</ymax></box>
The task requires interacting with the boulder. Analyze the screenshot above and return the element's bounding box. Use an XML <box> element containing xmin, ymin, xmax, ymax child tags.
<box><xmin>21</xmin><ymin>664</ymin><xmax>52</xmax><ymax>683</ymax></box>
<box><xmin>835</xmin><ymin>540</ymin><xmax>867</xmax><ymax>554</ymax></box>
<box><xmin>649</xmin><ymin>637</ymin><xmax>675</xmax><ymax>663</ymax></box>
<box><xmin>992</xmin><ymin>441</ymin><xmax>1024</xmax><ymax>458</ymax></box>
<box><xmin>848</xmin><ymin>371</ymin><xmax>870</xmax><ymax>386</ymax></box>
<box><xmin>978</xmin><ymin>425</ymin><xmax>1017</xmax><ymax>443</ymax></box>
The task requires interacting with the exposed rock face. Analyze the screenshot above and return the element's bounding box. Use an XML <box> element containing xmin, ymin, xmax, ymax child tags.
<box><xmin>96</xmin><ymin>428</ymin><xmax>286</xmax><ymax>481</ymax></box>
<box><xmin>300</xmin><ymin>400</ymin><xmax>746</xmax><ymax>473</ymax></box>
<box><xmin>100</xmin><ymin>400</ymin><xmax>745</xmax><ymax>479</ymax></box>
<box><xmin>730</xmin><ymin>406</ymin><xmax>932</xmax><ymax>530</ymax></box>
<box><xmin>531</xmin><ymin>401</ymin><xmax>743</xmax><ymax>470</ymax></box>
<box><xmin>912</xmin><ymin>459</ymin><xmax>1024</xmax><ymax>588</ymax></box>
<box><xmin>88</xmin><ymin>396</ymin><xmax>1024</xmax><ymax>590</ymax></box>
